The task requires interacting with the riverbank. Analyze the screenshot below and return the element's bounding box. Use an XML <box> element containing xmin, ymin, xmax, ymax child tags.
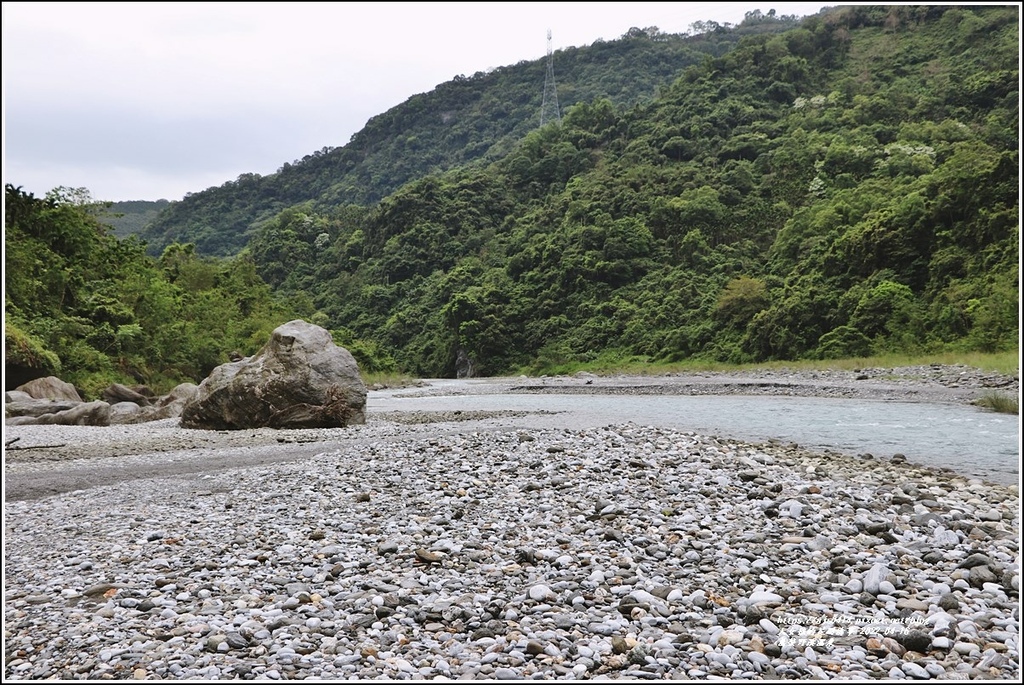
<box><xmin>7</xmin><ymin>363</ymin><xmax>1017</xmax><ymax>466</ymax></box>
<box><xmin>4</xmin><ymin>421</ymin><xmax>1019</xmax><ymax>680</ymax></box>
<box><xmin>4</xmin><ymin>366</ymin><xmax>1020</xmax><ymax>680</ymax></box>
<box><xmin>5</xmin><ymin>363</ymin><xmax>1019</xmax><ymax>500</ymax></box>
<box><xmin>400</xmin><ymin>363</ymin><xmax>1020</xmax><ymax>406</ymax></box>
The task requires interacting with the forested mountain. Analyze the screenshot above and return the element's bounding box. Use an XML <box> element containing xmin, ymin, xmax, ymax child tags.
<box><xmin>105</xmin><ymin>199</ymin><xmax>171</xmax><ymax>238</ymax></box>
<box><xmin>5</xmin><ymin>5</ymin><xmax>1018</xmax><ymax>393</ymax></box>
<box><xmin>246</xmin><ymin>4</ymin><xmax>1019</xmax><ymax>376</ymax></box>
<box><xmin>136</xmin><ymin>14</ymin><xmax>802</xmax><ymax>256</ymax></box>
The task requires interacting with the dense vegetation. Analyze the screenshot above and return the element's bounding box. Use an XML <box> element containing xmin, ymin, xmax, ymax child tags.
<box><xmin>4</xmin><ymin>185</ymin><xmax>299</xmax><ymax>396</ymax></box>
<box><xmin>136</xmin><ymin>16</ymin><xmax>801</xmax><ymax>256</ymax></box>
<box><xmin>5</xmin><ymin>6</ymin><xmax>1019</xmax><ymax>391</ymax></box>
<box><xmin>246</xmin><ymin>5</ymin><xmax>1019</xmax><ymax>377</ymax></box>
<box><xmin>105</xmin><ymin>199</ymin><xmax>172</xmax><ymax>239</ymax></box>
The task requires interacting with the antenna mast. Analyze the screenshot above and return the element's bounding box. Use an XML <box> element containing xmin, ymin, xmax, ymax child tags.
<box><xmin>540</xmin><ymin>29</ymin><xmax>561</xmax><ymax>127</ymax></box>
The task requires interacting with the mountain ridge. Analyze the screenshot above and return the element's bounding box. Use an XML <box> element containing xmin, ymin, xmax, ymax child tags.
<box><xmin>130</xmin><ymin>15</ymin><xmax>804</xmax><ymax>256</ymax></box>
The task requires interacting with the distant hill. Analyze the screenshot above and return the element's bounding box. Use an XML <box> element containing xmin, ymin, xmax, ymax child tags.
<box><xmin>242</xmin><ymin>4</ymin><xmax>1019</xmax><ymax>376</ymax></box>
<box><xmin>135</xmin><ymin>16</ymin><xmax>802</xmax><ymax>256</ymax></box>
<box><xmin>103</xmin><ymin>199</ymin><xmax>172</xmax><ymax>238</ymax></box>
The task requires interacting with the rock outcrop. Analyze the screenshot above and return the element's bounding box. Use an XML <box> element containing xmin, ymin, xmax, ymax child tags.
<box><xmin>180</xmin><ymin>320</ymin><xmax>366</xmax><ymax>430</ymax></box>
<box><xmin>6</xmin><ymin>380</ymin><xmax>198</xmax><ymax>426</ymax></box>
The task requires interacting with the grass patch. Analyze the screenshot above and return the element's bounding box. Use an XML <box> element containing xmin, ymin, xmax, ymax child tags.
<box><xmin>973</xmin><ymin>391</ymin><xmax>1020</xmax><ymax>415</ymax></box>
<box><xmin>518</xmin><ymin>350</ymin><xmax>1019</xmax><ymax>379</ymax></box>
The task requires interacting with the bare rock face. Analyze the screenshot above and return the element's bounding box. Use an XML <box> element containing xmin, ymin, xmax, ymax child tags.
<box><xmin>16</xmin><ymin>376</ymin><xmax>82</xmax><ymax>402</ymax></box>
<box><xmin>180</xmin><ymin>320</ymin><xmax>366</xmax><ymax>430</ymax></box>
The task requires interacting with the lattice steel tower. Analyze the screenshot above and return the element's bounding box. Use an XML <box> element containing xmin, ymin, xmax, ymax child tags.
<box><xmin>540</xmin><ymin>29</ymin><xmax>561</xmax><ymax>126</ymax></box>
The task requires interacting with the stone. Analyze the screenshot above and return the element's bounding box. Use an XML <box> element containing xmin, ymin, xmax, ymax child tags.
<box><xmin>896</xmin><ymin>598</ymin><xmax>929</xmax><ymax>612</ymax></box>
<box><xmin>896</xmin><ymin>630</ymin><xmax>933</xmax><ymax>654</ymax></box>
<box><xmin>15</xmin><ymin>376</ymin><xmax>82</xmax><ymax>402</ymax></box>
<box><xmin>863</xmin><ymin>563</ymin><xmax>888</xmax><ymax>595</ymax></box>
<box><xmin>414</xmin><ymin>548</ymin><xmax>441</xmax><ymax>564</ymax></box>
<box><xmin>746</xmin><ymin>590</ymin><xmax>785</xmax><ymax>606</ymax></box>
<box><xmin>967</xmin><ymin>565</ymin><xmax>998</xmax><ymax>588</ymax></box>
<box><xmin>525</xmin><ymin>640</ymin><xmax>545</xmax><ymax>656</ymax></box>
<box><xmin>959</xmin><ymin>553</ymin><xmax>994</xmax><ymax>569</ymax></box>
<box><xmin>528</xmin><ymin>585</ymin><xmax>553</xmax><ymax>601</ymax></box>
<box><xmin>33</xmin><ymin>400</ymin><xmax>112</xmax><ymax>426</ymax></box>
<box><xmin>109</xmin><ymin>383</ymin><xmax>199</xmax><ymax>424</ymax></box>
<box><xmin>902</xmin><ymin>662</ymin><xmax>930</xmax><ymax>679</ymax></box>
<box><xmin>181</xmin><ymin>320</ymin><xmax>366</xmax><ymax>429</ymax></box>
<box><xmin>4</xmin><ymin>390</ymin><xmax>34</xmax><ymax>403</ymax></box>
<box><xmin>102</xmin><ymin>383</ymin><xmax>152</xmax><ymax>407</ymax></box>
<box><xmin>4</xmin><ymin>398</ymin><xmax>81</xmax><ymax>418</ymax></box>
<box><xmin>108</xmin><ymin>401</ymin><xmax>144</xmax><ymax>424</ymax></box>
<box><xmin>159</xmin><ymin>383</ymin><xmax>200</xmax><ymax>406</ymax></box>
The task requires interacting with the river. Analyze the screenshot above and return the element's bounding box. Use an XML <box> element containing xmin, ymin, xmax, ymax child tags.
<box><xmin>369</xmin><ymin>381</ymin><xmax>1020</xmax><ymax>486</ymax></box>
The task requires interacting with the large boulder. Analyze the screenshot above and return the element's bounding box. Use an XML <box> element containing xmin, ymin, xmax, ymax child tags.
<box><xmin>159</xmin><ymin>382</ymin><xmax>199</xmax><ymax>407</ymax></box>
<box><xmin>16</xmin><ymin>376</ymin><xmax>82</xmax><ymax>402</ymax></box>
<box><xmin>180</xmin><ymin>320</ymin><xmax>366</xmax><ymax>430</ymax></box>
<box><xmin>108</xmin><ymin>401</ymin><xmax>145</xmax><ymax>424</ymax></box>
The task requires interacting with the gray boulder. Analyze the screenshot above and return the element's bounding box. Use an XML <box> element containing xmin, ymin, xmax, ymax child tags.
<box><xmin>5</xmin><ymin>390</ymin><xmax>35</xmax><ymax>403</ymax></box>
<box><xmin>110</xmin><ymin>383</ymin><xmax>199</xmax><ymax>424</ymax></box>
<box><xmin>6</xmin><ymin>415</ymin><xmax>41</xmax><ymax>426</ymax></box>
<box><xmin>102</xmin><ymin>383</ymin><xmax>152</xmax><ymax>406</ymax></box>
<box><xmin>180</xmin><ymin>320</ymin><xmax>366</xmax><ymax>430</ymax></box>
<box><xmin>5</xmin><ymin>398</ymin><xmax>82</xmax><ymax>418</ymax></box>
<box><xmin>158</xmin><ymin>382</ymin><xmax>199</xmax><ymax>407</ymax></box>
<box><xmin>32</xmin><ymin>400</ymin><xmax>112</xmax><ymax>426</ymax></box>
<box><xmin>109</xmin><ymin>401</ymin><xmax>145</xmax><ymax>424</ymax></box>
<box><xmin>15</xmin><ymin>376</ymin><xmax>82</xmax><ymax>402</ymax></box>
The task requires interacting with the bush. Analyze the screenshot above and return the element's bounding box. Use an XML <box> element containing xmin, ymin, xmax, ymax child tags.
<box><xmin>4</xmin><ymin>320</ymin><xmax>61</xmax><ymax>378</ymax></box>
<box><xmin>972</xmin><ymin>391</ymin><xmax>1019</xmax><ymax>414</ymax></box>
<box><xmin>816</xmin><ymin>325</ymin><xmax>872</xmax><ymax>359</ymax></box>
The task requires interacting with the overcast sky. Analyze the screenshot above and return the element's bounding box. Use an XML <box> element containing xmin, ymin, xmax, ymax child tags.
<box><xmin>3</xmin><ymin>2</ymin><xmax>830</xmax><ymax>203</ymax></box>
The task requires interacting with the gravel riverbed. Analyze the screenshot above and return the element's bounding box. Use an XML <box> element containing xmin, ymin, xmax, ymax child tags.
<box><xmin>4</xmin><ymin>367</ymin><xmax>1020</xmax><ymax>680</ymax></box>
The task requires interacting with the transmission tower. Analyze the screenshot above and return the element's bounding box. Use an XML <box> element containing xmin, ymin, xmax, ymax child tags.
<box><xmin>540</xmin><ymin>29</ymin><xmax>561</xmax><ymax>127</ymax></box>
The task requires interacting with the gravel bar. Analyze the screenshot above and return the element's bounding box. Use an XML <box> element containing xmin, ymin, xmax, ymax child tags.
<box><xmin>4</xmin><ymin>366</ymin><xmax>1019</xmax><ymax>680</ymax></box>
<box><xmin>5</xmin><ymin>426</ymin><xmax>1019</xmax><ymax>680</ymax></box>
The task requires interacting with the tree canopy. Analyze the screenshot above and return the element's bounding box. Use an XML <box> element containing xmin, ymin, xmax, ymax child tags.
<box><xmin>6</xmin><ymin>6</ymin><xmax>1018</xmax><ymax>387</ymax></box>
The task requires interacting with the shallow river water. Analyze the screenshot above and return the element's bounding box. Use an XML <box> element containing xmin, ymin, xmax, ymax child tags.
<box><xmin>370</xmin><ymin>383</ymin><xmax>1020</xmax><ymax>486</ymax></box>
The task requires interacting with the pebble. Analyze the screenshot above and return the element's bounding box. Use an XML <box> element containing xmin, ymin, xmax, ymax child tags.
<box><xmin>3</xmin><ymin>422</ymin><xmax>1018</xmax><ymax>680</ymax></box>
<box><xmin>902</xmin><ymin>662</ymin><xmax>931</xmax><ymax>679</ymax></box>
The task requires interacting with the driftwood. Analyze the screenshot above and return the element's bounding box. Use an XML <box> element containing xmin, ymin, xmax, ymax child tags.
<box><xmin>4</xmin><ymin>438</ymin><xmax>67</xmax><ymax>450</ymax></box>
